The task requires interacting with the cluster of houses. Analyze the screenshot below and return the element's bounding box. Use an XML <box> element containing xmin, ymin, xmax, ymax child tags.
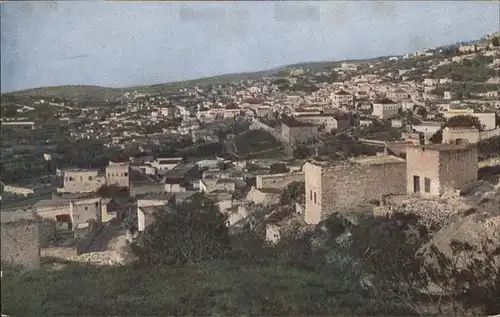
<box><xmin>2</xmin><ymin>34</ymin><xmax>500</xmax><ymax>270</ymax></box>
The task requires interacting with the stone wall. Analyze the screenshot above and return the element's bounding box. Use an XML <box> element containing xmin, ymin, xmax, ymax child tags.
<box><xmin>129</xmin><ymin>182</ymin><xmax>165</xmax><ymax>197</ymax></box>
<box><xmin>70</xmin><ymin>199</ymin><xmax>101</xmax><ymax>226</ymax></box>
<box><xmin>406</xmin><ymin>146</ymin><xmax>441</xmax><ymax>197</ymax></box>
<box><xmin>75</xmin><ymin>222</ymin><xmax>100</xmax><ymax>255</ymax></box>
<box><xmin>245</xmin><ymin>187</ymin><xmax>281</xmax><ymax>206</ymax></box>
<box><xmin>250</xmin><ymin>120</ymin><xmax>288</xmax><ymax>144</ymax></box>
<box><xmin>1</xmin><ymin>216</ymin><xmax>41</xmax><ymax>270</ymax></box>
<box><xmin>442</xmin><ymin>128</ymin><xmax>480</xmax><ymax>144</ymax></box>
<box><xmin>406</xmin><ymin>145</ymin><xmax>477</xmax><ymax>197</ymax></box>
<box><xmin>438</xmin><ymin>147</ymin><xmax>478</xmax><ymax>194</ymax></box>
<box><xmin>304</xmin><ymin>161</ymin><xmax>406</xmax><ymax>224</ymax></box>
<box><xmin>60</xmin><ymin>170</ymin><xmax>105</xmax><ymax>193</ymax></box>
<box><xmin>37</xmin><ymin>217</ymin><xmax>57</xmax><ymax>248</ymax></box>
<box><xmin>256</xmin><ymin>172</ymin><xmax>304</xmax><ymax>190</ymax></box>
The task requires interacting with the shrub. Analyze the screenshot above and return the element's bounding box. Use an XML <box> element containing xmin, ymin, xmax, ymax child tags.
<box><xmin>131</xmin><ymin>193</ymin><xmax>230</xmax><ymax>265</ymax></box>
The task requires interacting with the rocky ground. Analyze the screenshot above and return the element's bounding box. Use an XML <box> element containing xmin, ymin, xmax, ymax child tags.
<box><xmin>378</xmin><ymin>178</ymin><xmax>500</xmax><ymax>268</ymax></box>
<box><xmin>42</xmin><ymin>221</ymin><xmax>138</xmax><ymax>269</ymax></box>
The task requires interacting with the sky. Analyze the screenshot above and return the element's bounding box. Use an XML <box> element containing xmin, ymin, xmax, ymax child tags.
<box><xmin>1</xmin><ymin>1</ymin><xmax>499</xmax><ymax>93</ymax></box>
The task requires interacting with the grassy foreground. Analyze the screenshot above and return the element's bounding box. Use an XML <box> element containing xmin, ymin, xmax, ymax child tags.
<box><xmin>1</xmin><ymin>259</ymin><xmax>413</xmax><ymax>316</ymax></box>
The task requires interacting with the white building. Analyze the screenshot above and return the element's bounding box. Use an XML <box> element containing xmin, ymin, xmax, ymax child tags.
<box><xmin>372</xmin><ymin>99</ymin><xmax>400</xmax><ymax>119</ymax></box>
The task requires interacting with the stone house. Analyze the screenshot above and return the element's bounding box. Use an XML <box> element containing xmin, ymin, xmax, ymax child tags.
<box><xmin>294</xmin><ymin>115</ymin><xmax>339</xmax><ymax>133</ymax></box>
<box><xmin>442</xmin><ymin>127</ymin><xmax>480</xmax><ymax>144</ymax></box>
<box><xmin>331</xmin><ymin>90</ymin><xmax>354</xmax><ymax>107</ymax></box>
<box><xmin>137</xmin><ymin>205</ymin><xmax>165</xmax><ymax>232</ymax></box>
<box><xmin>199</xmin><ymin>178</ymin><xmax>236</xmax><ymax>193</ymax></box>
<box><xmin>388</xmin><ymin>88</ymin><xmax>408</xmax><ymax>101</ymax></box>
<box><xmin>281</xmin><ymin>120</ymin><xmax>319</xmax><ymax>144</ymax></box>
<box><xmin>391</xmin><ymin>119</ymin><xmax>403</xmax><ymax>128</ymax></box>
<box><xmin>413</xmin><ymin>122</ymin><xmax>443</xmax><ymax>140</ymax></box>
<box><xmin>2</xmin><ymin>179</ymin><xmax>53</xmax><ymax>197</ymax></box>
<box><xmin>58</xmin><ymin>168</ymin><xmax>105</xmax><ymax>193</ymax></box>
<box><xmin>304</xmin><ymin>155</ymin><xmax>407</xmax><ymax>224</ymax></box>
<box><xmin>136</xmin><ymin>196</ymin><xmax>173</xmax><ymax>232</ymax></box>
<box><xmin>442</xmin><ymin>110</ymin><xmax>497</xmax><ymax>131</ymax></box>
<box><xmin>245</xmin><ymin>186</ymin><xmax>281</xmax><ymax>206</ymax></box>
<box><xmin>70</xmin><ymin>198</ymin><xmax>102</xmax><ymax>228</ymax></box>
<box><xmin>150</xmin><ymin>157</ymin><xmax>183</xmax><ymax>172</ymax></box>
<box><xmin>33</xmin><ymin>199</ymin><xmax>71</xmax><ymax>222</ymax></box>
<box><xmin>372</xmin><ymin>99</ymin><xmax>400</xmax><ymax>119</ymax></box>
<box><xmin>135</xmin><ymin>193</ymin><xmax>196</xmax><ymax>232</ymax></box>
<box><xmin>105</xmin><ymin>163</ymin><xmax>130</xmax><ymax>188</ymax></box>
<box><xmin>1</xmin><ymin>211</ymin><xmax>41</xmax><ymax>270</ymax></box>
<box><xmin>406</xmin><ymin>144</ymin><xmax>477</xmax><ymax>198</ymax></box>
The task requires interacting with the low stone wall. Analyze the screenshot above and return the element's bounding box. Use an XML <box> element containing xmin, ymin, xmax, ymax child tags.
<box><xmin>256</xmin><ymin>172</ymin><xmax>305</xmax><ymax>190</ymax></box>
<box><xmin>129</xmin><ymin>182</ymin><xmax>165</xmax><ymax>197</ymax></box>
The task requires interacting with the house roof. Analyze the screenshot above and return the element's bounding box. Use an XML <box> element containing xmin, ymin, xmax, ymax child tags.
<box><xmin>281</xmin><ymin>117</ymin><xmax>316</xmax><ymax>127</ymax></box>
<box><xmin>33</xmin><ymin>199</ymin><xmax>70</xmax><ymax>210</ymax></box>
<box><xmin>350</xmin><ymin>155</ymin><xmax>405</xmax><ymax>165</ymax></box>
<box><xmin>335</xmin><ymin>90</ymin><xmax>351</xmax><ymax>96</ymax></box>
<box><xmin>410</xmin><ymin>143</ymin><xmax>475</xmax><ymax>152</ymax></box>
<box><xmin>375</xmin><ymin>98</ymin><xmax>397</xmax><ymax>104</ymax></box>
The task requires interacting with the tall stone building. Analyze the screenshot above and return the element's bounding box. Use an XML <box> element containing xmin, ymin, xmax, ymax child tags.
<box><xmin>406</xmin><ymin>143</ymin><xmax>477</xmax><ymax>198</ymax></box>
<box><xmin>304</xmin><ymin>155</ymin><xmax>407</xmax><ymax>224</ymax></box>
<box><xmin>1</xmin><ymin>211</ymin><xmax>41</xmax><ymax>270</ymax></box>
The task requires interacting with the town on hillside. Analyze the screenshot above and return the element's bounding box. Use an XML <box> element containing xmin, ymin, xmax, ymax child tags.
<box><xmin>1</xmin><ymin>32</ymin><xmax>500</xmax><ymax>316</ymax></box>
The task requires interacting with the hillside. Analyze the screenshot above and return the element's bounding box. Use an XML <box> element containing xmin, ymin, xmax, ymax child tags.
<box><xmin>1</xmin><ymin>32</ymin><xmax>498</xmax><ymax>103</ymax></box>
<box><xmin>0</xmin><ymin>69</ymin><xmax>280</xmax><ymax>101</ymax></box>
<box><xmin>1</xmin><ymin>258</ymin><xmax>418</xmax><ymax>316</ymax></box>
<box><xmin>1</xmin><ymin>85</ymin><xmax>126</xmax><ymax>102</ymax></box>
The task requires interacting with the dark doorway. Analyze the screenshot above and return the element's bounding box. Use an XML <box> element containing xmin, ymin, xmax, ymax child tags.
<box><xmin>413</xmin><ymin>175</ymin><xmax>420</xmax><ymax>193</ymax></box>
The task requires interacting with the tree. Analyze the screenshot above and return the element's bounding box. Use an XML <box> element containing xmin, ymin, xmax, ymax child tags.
<box><xmin>1</xmin><ymin>104</ymin><xmax>18</xmax><ymax>117</ymax></box>
<box><xmin>492</xmin><ymin>36</ymin><xmax>500</xmax><ymax>47</ymax></box>
<box><xmin>280</xmin><ymin>181</ymin><xmax>305</xmax><ymax>205</ymax></box>
<box><xmin>131</xmin><ymin>193</ymin><xmax>230</xmax><ymax>265</ymax></box>
<box><xmin>429</xmin><ymin>129</ymin><xmax>443</xmax><ymax>144</ymax></box>
<box><xmin>293</xmin><ymin>146</ymin><xmax>312</xmax><ymax>159</ymax></box>
<box><xmin>416</xmin><ymin>106</ymin><xmax>428</xmax><ymax>118</ymax></box>
<box><xmin>269</xmin><ymin>163</ymin><xmax>289</xmax><ymax>174</ymax></box>
<box><xmin>445</xmin><ymin>115</ymin><xmax>483</xmax><ymax>131</ymax></box>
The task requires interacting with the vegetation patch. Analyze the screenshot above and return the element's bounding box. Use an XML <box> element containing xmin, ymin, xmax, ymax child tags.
<box><xmin>233</xmin><ymin>130</ymin><xmax>280</xmax><ymax>157</ymax></box>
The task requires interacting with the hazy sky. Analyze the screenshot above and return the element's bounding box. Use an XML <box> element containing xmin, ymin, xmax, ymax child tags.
<box><xmin>1</xmin><ymin>1</ymin><xmax>499</xmax><ymax>92</ymax></box>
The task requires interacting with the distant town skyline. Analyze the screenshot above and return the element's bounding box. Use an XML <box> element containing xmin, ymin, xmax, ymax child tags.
<box><xmin>1</xmin><ymin>1</ymin><xmax>499</xmax><ymax>93</ymax></box>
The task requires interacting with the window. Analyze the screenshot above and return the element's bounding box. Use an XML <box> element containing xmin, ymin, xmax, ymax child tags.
<box><xmin>424</xmin><ymin>177</ymin><xmax>431</xmax><ymax>193</ymax></box>
<box><xmin>314</xmin><ymin>192</ymin><xmax>317</xmax><ymax>204</ymax></box>
<box><xmin>88</xmin><ymin>176</ymin><xmax>93</xmax><ymax>180</ymax></box>
<box><xmin>84</xmin><ymin>206</ymin><xmax>88</xmax><ymax>210</ymax></box>
<box><xmin>413</xmin><ymin>175</ymin><xmax>420</xmax><ymax>193</ymax></box>
<box><xmin>310</xmin><ymin>190</ymin><xmax>313</xmax><ymax>200</ymax></box>
<box><xmin>80</xmin><ymin>176</ymin><xmax>83</xmax><ymax>181</ymax></box>
<box><xmin>95</xmin><ymin>202</ymin><xmax>99</xmax><ymax>208</ymax></box>
<box><xmin>124</xmin><ymin>172</ymin><xmax>128</xmax><ymax>177</ymax></box>
<box><xmin>69</xmin><ymin>177</ymin><xmax>74</xmax><ymax>181</ymax></box>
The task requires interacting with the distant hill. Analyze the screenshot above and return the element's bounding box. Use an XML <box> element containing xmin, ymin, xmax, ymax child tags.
<box><xmin>129</xmin><ymin>68</ymin><xmax>280</xmax><ymax>93</ymax></box>
<box><xmin>2</xmin><ymin>32</ymin><xmax>497</xmax><ymax>102</ymax></box>
<box><xmin>1</xmin><ymin>85</ymin><xmax>125</xmax><ymax>102</ymax></box>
